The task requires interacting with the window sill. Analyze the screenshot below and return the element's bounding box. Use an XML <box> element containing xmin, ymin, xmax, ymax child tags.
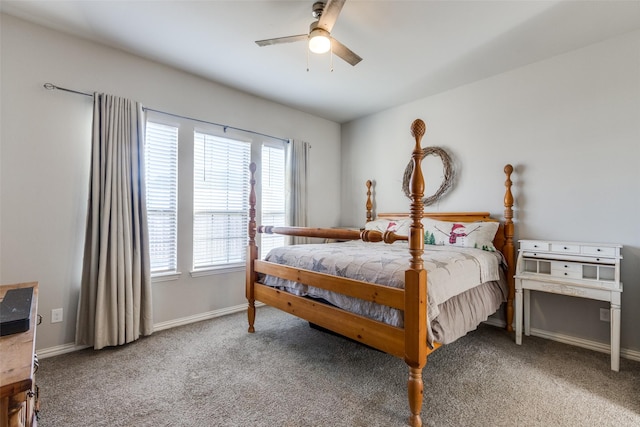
<box><xmin>151</xmin><ymin>271</ymin><xmax>182</xmax><ymax>283</ymax></box>
<box><xmin>190</xmin><ymin>265</ymin><xmax>245</xmax><ymax>278</ymax></box>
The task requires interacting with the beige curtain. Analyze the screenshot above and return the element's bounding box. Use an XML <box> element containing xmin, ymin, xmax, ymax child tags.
<box><xmin>286</xmin><ymin>139</ymin><xmax>311</xmax><ymax>245</ymax></box>
<box><xmin>76</xmin><ymin>93</ymin><xmax>153</xmax><ymax>350</ymax></box>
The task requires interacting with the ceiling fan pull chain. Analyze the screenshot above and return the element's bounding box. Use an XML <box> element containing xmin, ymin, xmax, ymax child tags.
<box><xmin>330</xmin><ymin>43</ymin><xmax>334</xmax><ymax>72</ymax></box>
<box><xmin>307</xmin><ymin>43</ymin><xmax>310</xmax><ymax>72</ymax></box>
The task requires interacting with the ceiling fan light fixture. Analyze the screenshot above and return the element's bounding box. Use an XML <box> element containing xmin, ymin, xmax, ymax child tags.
<box><xmin>308</xmin><ymin>28</ymin><xmax>331</xmax><ymax>54</ymax></box>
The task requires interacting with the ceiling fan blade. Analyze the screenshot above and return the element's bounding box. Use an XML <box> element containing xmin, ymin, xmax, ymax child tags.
<box><xmin>256</xmin><ymin>34</ymin><xmax>307</xmax><ymax>47</ymax></box>
<box><xmin>317</xmin><ymin>0</ymin><xmax>345</xmax><ymax>32</ymax></box>
<box><xmin>331</xmin><ymin>37</ymin><xmax>362</xmax><ymax>66</ymax></box>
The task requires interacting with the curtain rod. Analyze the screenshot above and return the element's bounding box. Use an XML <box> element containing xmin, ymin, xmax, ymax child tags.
<box><xmin>43</xmin><ymin>83</ymin><xmax>289</xmax><ymax>143</ymax></box>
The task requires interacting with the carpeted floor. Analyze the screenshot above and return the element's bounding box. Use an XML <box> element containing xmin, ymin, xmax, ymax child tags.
<box><xmin>35</xmin><ymin>307</ymin><xmax>640</xmax><ymax>427</ymax></box>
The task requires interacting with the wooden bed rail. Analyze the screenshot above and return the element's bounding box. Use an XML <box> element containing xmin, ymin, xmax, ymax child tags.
<box><xmin>257</xmin><ymin>225</ymin><xmax>409</xmax><ymax>244</ymax></box>
<box><xmin>259</xmin><ymin>225</ymin><xmax>361</xmax><ymax>240</ymax></box>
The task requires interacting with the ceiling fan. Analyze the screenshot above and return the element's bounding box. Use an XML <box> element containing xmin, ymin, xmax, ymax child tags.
<box><xmin>255</xmin><ymin>0</ymin><xmax>362</xmax><ymax>66</ymax></box>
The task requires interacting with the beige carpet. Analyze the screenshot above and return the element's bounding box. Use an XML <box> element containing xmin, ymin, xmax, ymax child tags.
<box><xmin>36</xmin><ymin>306</ymin><xmax>640</xmax><ymax>426</ymax></box>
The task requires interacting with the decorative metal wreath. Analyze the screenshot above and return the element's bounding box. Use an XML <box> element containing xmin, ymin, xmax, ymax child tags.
<box><xmin>402</xmin><ymin>146</ymin><xmax>455</xmax><ymax>206</ymax></box>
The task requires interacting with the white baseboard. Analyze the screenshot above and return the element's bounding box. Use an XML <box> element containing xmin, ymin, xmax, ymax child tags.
<box><xmin>483</xmin><ymin>318</ymin><xmax>640</xmax><ymax>362</ymax></box>
<box><xmin>37</xmin><ymin>343</ymin><xmax>91</xmax><ymax>359</ymax></box>
<box><xmin>152</xmin><ymin>302</ymin><xmax>255</xmax><ymax>332</ymax></box>
<box><xmin>37</xmin><ymin>302</ymin><xmax>263</xmax><ymax>359</ymax></box>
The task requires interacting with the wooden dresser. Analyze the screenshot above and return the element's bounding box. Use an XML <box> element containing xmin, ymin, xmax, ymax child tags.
<box><xmin>1</xmin><ymin>282</ymin><xmax>39</xmax><ymax>427</ymax></box>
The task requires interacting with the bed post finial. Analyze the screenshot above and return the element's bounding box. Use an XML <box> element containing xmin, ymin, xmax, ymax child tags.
<box><xmin>247</xmin><ymin>162</ymin><xmax>258</xmax><ymax>333</ymax></box>
<box><xmin>410</xmin><ymin>118</ymin><xmax>426</xmax><ymax>140</ymax></box>
<box><xmin>366</xmin><ymin>180</ymin><xmax>373</xmax><ymax>223</ymax></box>
<box><xmin>503</xmin><ymin>164</ymin><xmax>515</xmax><ymax>333</ymax></box>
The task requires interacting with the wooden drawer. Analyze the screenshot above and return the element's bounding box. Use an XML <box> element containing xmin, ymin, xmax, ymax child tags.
<box><xmin>550</xmin><ymin>243</ymin><xmax>580</xmax><ymax>254</ymax></box>
<box><xmin>581</xmin><ymin>245</ymin><xmax>617</xmax><ymax>257</ymax></box>
<box><xmin>551</xmin><ymin>261</ymin><xmax>582</xmax><ymax>279</ymax></box>
<box><xmin>520</xmin><ymin>241</ymin><xmax>549</xmax><ymax>251</ymax></box>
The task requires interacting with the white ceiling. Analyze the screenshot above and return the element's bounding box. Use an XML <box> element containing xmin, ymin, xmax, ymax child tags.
<box><xmin>2</xmin><ymin>1</ymin><xmax>640</xmax><ymax>123</ymax></box>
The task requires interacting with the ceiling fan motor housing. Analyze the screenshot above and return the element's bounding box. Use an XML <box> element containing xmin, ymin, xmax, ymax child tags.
<box><xmin>312</xmin><ymin>1</ymin><xmax>325</xmax><ymax>19</ymax></box>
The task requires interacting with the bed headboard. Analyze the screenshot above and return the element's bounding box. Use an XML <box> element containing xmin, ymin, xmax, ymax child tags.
<box><xmin>366</xmin><ymin>164</ymin><xmax>514</xmax><ymax>257</ymax></box>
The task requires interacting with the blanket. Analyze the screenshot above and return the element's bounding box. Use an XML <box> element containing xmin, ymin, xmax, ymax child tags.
<box><xmin>262</xmin><ymin>240</ymin><xmax>505</xmax><ymax>344</ymax></box>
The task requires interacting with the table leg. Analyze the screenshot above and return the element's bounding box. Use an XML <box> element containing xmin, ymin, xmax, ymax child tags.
<box><xmin>524</xmin><ymin>289</ymin><xmax>531</xmax><ymax>337</ymax></box>
<box><xmin>515</xmin><ymin>287</ymin><xmax>523</xmax><ymax>345</ymax></box>
<box><xmin>610</xmin><ymin>302</ymin><xmax>621</xmax><ymax>372</ymax></box>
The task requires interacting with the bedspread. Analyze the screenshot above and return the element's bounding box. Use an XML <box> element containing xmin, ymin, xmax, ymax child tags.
<box><xmin>261</xmin><ymin>240</ymin><xmax>506</xmax><ymax>344</ymax></box>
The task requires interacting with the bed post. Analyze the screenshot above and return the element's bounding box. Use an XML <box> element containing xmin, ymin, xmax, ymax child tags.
<box><xmin>503</xmin><ymin>164</ymin><xmax>515</xmax><ymax>332</ymax></box>
<box><xmin>366</xmin><ymin>180</ymin><xmax>373</xmax><ymax>223</ymax></box>
<box><xmin>247</xmin><ymin>162</ymin><xmax>258</xmax><ymax>333</ymax></box>
<box><xmin>405</xmin><ymin>119</ymin><xmax>427</xmax><ymax>427</ymax></box>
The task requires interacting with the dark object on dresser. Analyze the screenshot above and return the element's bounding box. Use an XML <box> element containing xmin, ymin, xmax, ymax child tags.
<box><xmin>0</xmin><ymin>286</ymin><xmax>34</xmax><ymax>336</ymax></box>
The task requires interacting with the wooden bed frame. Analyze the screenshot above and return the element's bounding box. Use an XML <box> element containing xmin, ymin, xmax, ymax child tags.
<box><xmin>246</xmin><ymin>119</ymin><xmax>515</xmax><ymax>427</ymax></box>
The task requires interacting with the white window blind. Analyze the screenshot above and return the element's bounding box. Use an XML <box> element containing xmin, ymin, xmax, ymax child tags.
<box><xmin>193</xmin><ymin>132</ymin><xmax>251</xmax><ymax>270</ymax></box>
<box><xmin>145</xmin><ymin>121</ymin><xmax>179</xmax><ymax>275</ymax></box>
<box><xmin>261</xmin><ymin>144</ymin><xmax>286</xmax><ymax>258</ymax></box>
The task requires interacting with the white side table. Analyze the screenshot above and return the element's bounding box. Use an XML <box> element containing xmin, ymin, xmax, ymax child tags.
<box><xmin>514</xmin><ymin>240</ymin><xmax>623</xmax><ymax>371</ymax></box>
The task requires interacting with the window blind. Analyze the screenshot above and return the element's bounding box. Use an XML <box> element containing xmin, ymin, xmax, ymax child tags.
<box><xmin>145</xmin><ymin>122</ymin><xmax>179</xmax><ymax>274</ymax></box>
<box><xmin>261</xmin><ymin>144</ymin><xmax>286</xmax><ymax>257</ymax></box>
<box><xmin>193</xmin><ymin>132</ymin><xmax>251</xmax><ymax>269</ymax></box>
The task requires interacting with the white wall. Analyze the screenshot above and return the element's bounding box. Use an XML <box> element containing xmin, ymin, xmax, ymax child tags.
<box><xmin>0</xmin><ymin>14</ymin><xmax>341</xmax><ymax>351</ymax></box>
<box><xmin>342</xmin><ymin>30</ymin><xmax>640</xmax><ymax>352</ymax></box>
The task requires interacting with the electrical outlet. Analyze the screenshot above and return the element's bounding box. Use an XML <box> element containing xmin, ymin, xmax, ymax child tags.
<box><xmin>51</xmin><ymin>308</ymin><xmax>63</xmax><ymax>323</ymax></box>
<box><xmin>599</xmin><ymin>308</ymin><xmax>610</xmax><ymax>322</ymax></box>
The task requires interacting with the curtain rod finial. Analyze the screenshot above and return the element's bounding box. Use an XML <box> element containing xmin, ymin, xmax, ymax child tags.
<box><xmin>43</xmin><ymin>83</ymin><xmax>56</xmax><ymax>90</ymax></box>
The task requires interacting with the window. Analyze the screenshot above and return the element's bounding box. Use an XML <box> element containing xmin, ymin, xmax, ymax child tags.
<box><xmin>144</xmin><ymin>122</ymin><xmax>179</xmax><ymax>275</ymax></box>
<box><xmin>260</xmin><ymin>144</ymin><xmax>286</xmax><ymax>257</ymax></box>
<box><xmin>145</xmin><ymin>116</ymin><xmax>287</xmax><ymax>279</ymax></box>
<box><xmin>193</xmin><ymin>132</ymin><xmax>251</xmax><ymax>270</ymax></box>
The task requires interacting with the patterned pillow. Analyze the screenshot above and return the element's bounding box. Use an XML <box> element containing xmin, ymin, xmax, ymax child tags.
<box><xmin>422</xmin><ymin>218</ymin><xmax>499</xmax><ymax>252</ymax></box>
<box><xmin>364</xmin><ymin>218</ymin><xmax>411</xmax><ymax>235</ymax></box>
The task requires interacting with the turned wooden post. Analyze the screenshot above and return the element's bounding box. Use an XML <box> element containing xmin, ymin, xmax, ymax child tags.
<box><xmin>366</xmin><ymin>180</ymin><xmax>373</xmax><ymax>223</ymax></box>
<box><xmin>404</xmin><ymin>119</ymin><xmax>428</xmax><ymax>427</ymax></box>
<box><xmin>503</xmin><ymin>164</ymin><xmax>515</xmax><ymax>332</ymax></box>
<box><xmin>246</xmin><ymin>162</ymin><xmax>258</xmax><ymax>333</ymax></box>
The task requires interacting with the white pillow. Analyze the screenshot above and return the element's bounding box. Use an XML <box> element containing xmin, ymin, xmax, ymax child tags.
<box><xmin>364</xmin><ymin>218</ymin><xmax>411</xmax><ymax>235</ymax></box>
<box><xmin>422</xmin><ymin>218</ymin><xmax>499</xmax><ymax>252</ymax></box>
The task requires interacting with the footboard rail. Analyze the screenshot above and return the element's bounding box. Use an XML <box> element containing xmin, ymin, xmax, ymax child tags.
<box><xmin>254</xmin><ymin>282</ymin><xmax>406</xmax><ymax>357</ymax></box>
<box><xmin>254</xmin><ymin>260</ymin><xmax>404</xmax><ymax>310</ymax></box>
